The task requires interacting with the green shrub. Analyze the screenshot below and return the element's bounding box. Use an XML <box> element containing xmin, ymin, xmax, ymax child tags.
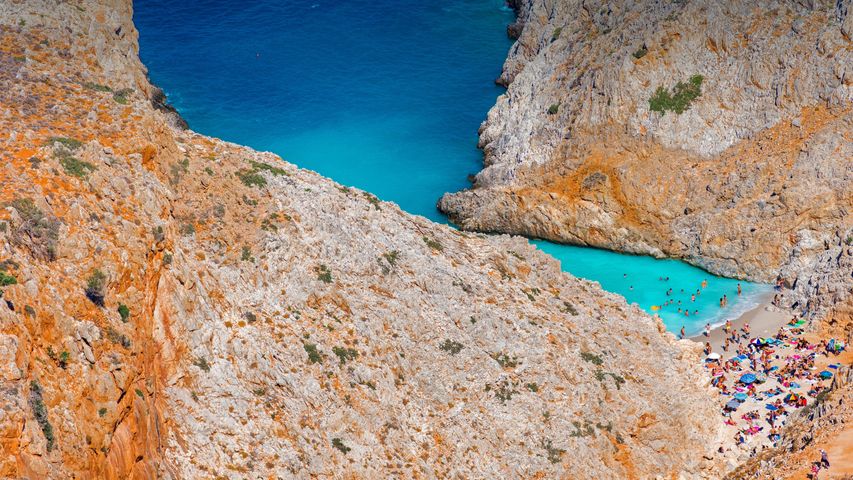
<box><xmin>105</xmin><ymin>327</ymin><xmax>131</xmax><ymax>348</ymax></box>
<box><xmin>0</xmin><ymin>270</ymin><xmax>16</xmax><ymax>287</ymax></box>
<box><xmin>542</xmin><ymin>439</ymin><xmax>565</xmax><ymax>463</ymax></box>
<box><xmin>304</xmin><ymin>343</ymin><xmax>323</xmax><ymax>364</ymax></box>
<box><xmin>29</xmin><ymin>380</ymin><xmax>55</xmax><ymax>451</ymax></box>
<box><xmin>4</xmin><ymin>198</ymin><xmax>61</xmax><ymax>261</ymax></box>
<box><xmin>632</xmin><ymin>46</ymin><xmax>648</xmax><ymax>59</ymax></box>
<box><xmin>332</xmin><ymin>346</ymin><xmax>358</xmax><ymax>364</ymax></box>
<box><xmin>193</xmin><ymin>357</ymin><xmax>211</xmax><ymax>372</ymax></box>
<box><xmin>362</xmin><ymin>192</ymin><xmax>381</xmax><ymax>210</ymax></box>
<box><xmin>547</xmin><ymin>103</ymin><xmax>560</xmax><ymax>115</ymax></box>
<box><xmin>438</xmin><ymin>339</ymin><xmax>464</xmax><ymax>355</ymax></box>
<box><xmin>422</xmin><ymin>236</ymin><xmax>443</xmax><ymax>252</ymax></box>
<box><xmin>112</xmin><ymin>88</ymin><xmax>132</xmax><ymax>104</ymax></box>
<box><xmin>60</xmin><ymin>156</ymin><xmax>96</xmax><ymax>178</ymax></box>
<box><xmin>332</xmin><ymin>438</ymin><xmax>351</xmax><ymax>454</ymax></box>
<box><xmin>58</xmin><ymin>351</ymin><xmax>70</xmax><ymax>369</ymax></box>
<box><xmin>45</xmin><ymin>136</ymin><xmax>82</xmax><ymax>150</ymax></box>
<box><xmin>82</xmin><ymin>82</ymin><xmax>111</xmax><ymax>92</ymax></box>
<box><xmin>237</xmin><ymin>170</ymin><xmax>266</xmax><ymax>188</ymax></box>
<box><xmin>316</xmin><ymin>264</ymin><xmax>332</xmax><ymax>283</ymax></box>
<box><xmin>648</xmin><ymin>74</ymin><xmax>704</xmax><ymax>114</ymax></box>
<box><xmin>98</xmin><ymin>407</ymin><xmax>107</xmax><ymax>417</ymax></box>
<box><xmin>551</xmin><ymin>27</ymin><xmax>562</xmax><ymax>41</ymax></box>
<box><xmin>85</xmin><ymin>269</ymin><xmax>107</xmax><ymax>306</ymax></box>
<box><xmin>162</xmin><ymin>252</ymin><xmax>173</xmax><ymax>265</ymax></box>
<box><xmin>526</xmin><ymin>382</ymin><xmax>539</xmax><ymax>393</ymax></box>
<box><xmin>118</xmin><ymin>303</ymin><xmax>130</xmax><ymax>323</ymax></box>
<box><xmin>580</xmin><ymin>351</ymin><xmax>603</xmax><ymax>366</ymax></box>
<box><xmin>492</xmin><ymin>352</ymin><xmax>519</xmax><ymax>368</ymax></box>
<box><xmin>135</xmin><ymin>388</ymin><xmax>144</xmax><ymax>398</ymax></box>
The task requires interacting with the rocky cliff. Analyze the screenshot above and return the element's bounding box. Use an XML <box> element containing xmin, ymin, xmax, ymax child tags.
<box><xmin>0</xmin><ymin>1</ymin><xmax>727</xmax><ymax>478</ymax></box>
<box><xmin>439</xmin><ymin>0</ymin><xmax>852</xmax><ymax>317</ymax></box>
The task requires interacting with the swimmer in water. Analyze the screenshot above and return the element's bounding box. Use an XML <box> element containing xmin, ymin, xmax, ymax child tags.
<box><xmin>737</xmin><ymin>283</ymin><xmax>742</xmax><ymax>295</ymax></box>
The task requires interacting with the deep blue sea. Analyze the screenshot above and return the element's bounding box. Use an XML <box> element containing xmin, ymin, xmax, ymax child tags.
<box><xmin>134</xmin><ymin>0</ymin><xmax>768</xmax><ymax>334</ymax></box>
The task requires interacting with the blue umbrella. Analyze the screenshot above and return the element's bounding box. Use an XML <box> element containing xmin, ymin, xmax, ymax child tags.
<box><xmin>734</xmin><ymin>393</ymin><xmax>748</xmax><ymax>401</ymax></box>
<box><xmin>820</xmin><ymin>370</ymin><xmax>833</xmax><ymax>379</ymax></box>
<box><xmin>765</xmin><ymin>404</ymin><xmax>778</xmax><ymax>411</ymax></box>
<box><xmin>740</xmin><ymin>373</ymin><xmax>757</xmax><ymax>384</ymax></box>
<box><xmin>725</xmin><ymin>399</ymin><xmax>741</xmax><ymax>410</ymax></box>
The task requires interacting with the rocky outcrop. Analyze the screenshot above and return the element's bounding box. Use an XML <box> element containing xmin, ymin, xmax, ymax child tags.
<box><xmin>0</xmin><ymin>1</ymin><xmax>727</xmax><ymax>478</ymax></box>
<box><xmin>440</xmin><ymin>0</ymin><xmax>852</xmax><ymax>293</ymax></box>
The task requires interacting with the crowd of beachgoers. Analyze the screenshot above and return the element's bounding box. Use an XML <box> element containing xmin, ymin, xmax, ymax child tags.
<box><xmin>701</xmin><ymin>314</ymin><xmax>847</xmax><ymax>467</ymax></box>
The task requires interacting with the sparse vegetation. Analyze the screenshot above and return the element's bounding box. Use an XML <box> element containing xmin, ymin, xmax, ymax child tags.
<box><xmin>331</xmin><ymin>438</ymin><xmax>351</xmax><ymax>454</ymax></box>
<box><xmin>551</xmin><ymin>27</ymin><xmax>562</xmax><ymax>41</ymax></box>
<box><xmin>60</xmin><ymin>156</ymin><xmax>96</xmax><ymax>178</ymax></box>
<box><xmin>98</xmin><ymin>407</ymin><xmax>107</xmax><ymax>417</ymax></box>
<box><xmin>362</xmin><ymin>192</ymin><xmax>381</xmax><ymax>210</ymax></box>
<box><xmin>493</xmin><ymin>379</ymin><xmax>518</xmax><ymax>404</ymax></box>
<box><xmin>29</xmin><ymin>380</ymin><xmax>55</xmax><ymax>451</ymax></box>
<box><xmin>241</xmin><ymin>246</ymin><xmax>254</xmax><ymax>262</ymax></box>
<box><xmin>45</xmin><ymin>136</ymin><xmax>83</xmax><ymax>150</ymax></box>
<box><xmin>332</xmin><ymin>346</ymin><xmax>358</xmax><ymax>364</ymax></box>
<box><xmin>112</xmin><ymin>88</ymin><xmax>132</xmax><ymax>104</ymax></box>
<box><xmin>492</xmin><ymin>352</ymin><xmax>520</xmax><ymax>368</ymax></box>
<box><xmin>3</xmin><ymin>198</ymin><xmax>60</xmax><ymax>261</ymax></box>
<box><xmin>542</xmin><ymin>439</ymin><xmax>565</xmax><ymax>464</ymax></box>
<box><xmin>594</xmin><ymin>370</ymin><xmax>626</xmax><ymax>389</ymax></box>
<box><xmin>162</xmin><ymin>252</ymin><xmax>173</xmax><ymax>265</ymax></box>
<box><xmin>304</xmin><ymin>343</ymin><xmax>323</xmax><ymax>364</ymax></box>
<box><xmin>378</xmin><ymin>250</ymin><xmax>399</xmax><ymax>274</ymax></box>
<box><xmin>237</xmin><ymin>160</ymin><xmax>288</xmax><ymax>188</ymax></box>
<box><xmin>422</xmin><ymin>236</ymin><xmax>443</xmax><ymax>252</ymax></box>
<box><xmin>118</xmin><ymin>303</ymin><xmax>130</xmax><ymax>323</ymax></box>
<box><xmin>315</xmin><ymin>264</ymin><xmax>332</xmax><ymax>283</ymax></box>
<box><xmin>580</xmin><ymin>351</ymin><xmax>604</xmax><ymax>366</ymax></box>
<box><xmin>85</xmin><ymin>269</ymin><xmax>107</xmax><ymax>306</ymax></box>
<box><xmin>526</xmin><ymin>382</ymin><xmax>539</xmax><ymax>393</ymax></box>
<box><xmin>58</xmin><ymin>350</ymin><xmax>70</xmax><ymax>369</ymax></box>
<box><xmin>648</xmin><ymin>74</ymin><xmax>704</xmax><ymax>114</ymax></box>
<box><xmin>193</xmin><ymin>357</ymin><xmax>211</xmax><ymax>372</ymax></box>
<box><xmin>570</xmin><ymin>419</ymin><xmax>596</xmax><ymax>437</ymax></box>
<box><xmin>632</xmin><ymin>46</ymin><xmax>648</xmax><ymax>59</ymax></box>
<box><xmin>561</xmin><ymin>301</ymin><xmax>578</xmax><ymax>315</ymax></box>
<box><xmin>438</xmin><ymin>339</ymin><xmax>464</xmax><ymax>355</ymax></box>
<box><xmin>547</xmin><ymin>103</ymin><xmax>560</xmax><ymax>115</ymax></box>
<box><xmin>135</xmin><ymin>388</ymin><xmax>144</xmax><ymax>398</ymax></box>
<box><xmin>105</xmin><ymin>327</ymin><xmax>131</xmax><ymax>348</ymax></box>
<box><xmin>82</xmin><ymin>81</ymin><xmax>111</xmax><ymax>92</ymax></box>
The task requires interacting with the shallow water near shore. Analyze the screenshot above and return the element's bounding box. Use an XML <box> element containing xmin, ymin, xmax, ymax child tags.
<box><xmin>134</xmin><ymin>0</ymin><xmax>768</xmax><ymax>334</ymax></box>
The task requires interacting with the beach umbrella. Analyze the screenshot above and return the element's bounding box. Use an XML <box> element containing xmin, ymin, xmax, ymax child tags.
<box><xmin>819</xmin><ymin>370</ymin><xmax>833</xmax><ymax>379</ymax></box>
<box><xmin>734</xmin><ymin>393</ymin><xmax>748</xmax><ymax>401</ymax></box>
<box><xmin>765</xmin><ymin>404</ymin><xmax>778</xmax><ymax>411</ymax></box>
<box><xmin>784</xmin><ymin>393</ymin><xmax>799</xmax><ymax>403</ymax></box>
<box><xmin>725</xmin><ymin>399</ymin><xmax>741</xmax><ymax>410</ymax></box>
<box><xmin>706</xmin><ymin>353</ymin><xmax>721</xmax><ymax>361</ymax></box>
<box><xmin>739</xmin><ymin>373</ymin><xmax>757</xmax><ymax>384</ymax></box>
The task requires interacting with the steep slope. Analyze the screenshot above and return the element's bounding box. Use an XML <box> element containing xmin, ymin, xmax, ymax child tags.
<box><xmin>439</xmin><ymin>0</ymin><xmax>852</xmax><ymax>293</ymax></box>
<box><xmin>0</xmin><ymin>1</ymin><xmax>724</xmax><ymax>479</ymax></box>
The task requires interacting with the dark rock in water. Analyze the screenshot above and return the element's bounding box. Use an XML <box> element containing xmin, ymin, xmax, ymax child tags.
<box><xmin>150</xmin><ymin>85</ymin><xmax>189</xmax><ymax>130</ymax></box>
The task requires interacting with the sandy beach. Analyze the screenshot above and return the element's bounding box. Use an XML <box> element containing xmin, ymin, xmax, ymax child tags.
<box><xmin>690</xmin><ymin>291</ymin><xmax>789</xmax><ymax>359</ymax></box>
<box><xmin>685</xmin><ymin>288</ymin><xmax>848</xmax><ymax>466</ymax></box>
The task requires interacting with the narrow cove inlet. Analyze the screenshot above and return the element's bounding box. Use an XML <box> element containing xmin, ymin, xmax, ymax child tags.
<box><xmin>134</xmin><ymin>0</ymin><xmax>769</xmax><ymax>335</ymax></box>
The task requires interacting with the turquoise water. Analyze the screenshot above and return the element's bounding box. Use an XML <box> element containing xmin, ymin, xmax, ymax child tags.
<box><xmin>133</xmin><ymin>0</ymin><xmax>768</xmax><ymax>334</ymax></box>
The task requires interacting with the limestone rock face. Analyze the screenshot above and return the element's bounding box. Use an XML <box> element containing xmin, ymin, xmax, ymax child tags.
<box><xmin>439</xmin><ymin>0</ymin><xmax>852</xmax><ymax>294</ymax></box>
<box><xmin>0</xmin><ymin>1</ymin><xmax>724</xmax><ymax>479</ymax></box>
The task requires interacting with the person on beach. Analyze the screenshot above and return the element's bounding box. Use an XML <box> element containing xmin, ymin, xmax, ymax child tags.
<box><xmin>680</xmin><ymin>326</ymin><xmax>686</xmax><ymax>339</ymax></box>
<box><xmin>723</xmin><ymin>337</ymin><xmax>730</xmax><ymax>352</ymax></box>
<box><xmin>704</xmin><ymin>342</ymin><xmax>712</xmax><ymax>355</ymax></box>
<box><xmin>820</xmin><ymin>449</ymin><xmax>829</xmax><ymax>468</ymax></box>
<box><xmin>737</xmin><ymin>283</ymin><xmax>742</xmax><ymax>296</ymax></box>
<box><xmin>719</xmin><ymin>297</ymin><xmax>724</xmax><ymax>308</ymax></box>
<box><xmin>743</xmin><ymin>323</ymin><xmax>750</xmax><ymax>338</ymax></box>
<box><xmin>704</xmin><ymin>323</ymin><xmax>711</xmax><ymax>337</ymax></box>
<box><xmin>723</xmin><ymin>294</ymin><xmax>728</xmax><ymax>307</ymax></box>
